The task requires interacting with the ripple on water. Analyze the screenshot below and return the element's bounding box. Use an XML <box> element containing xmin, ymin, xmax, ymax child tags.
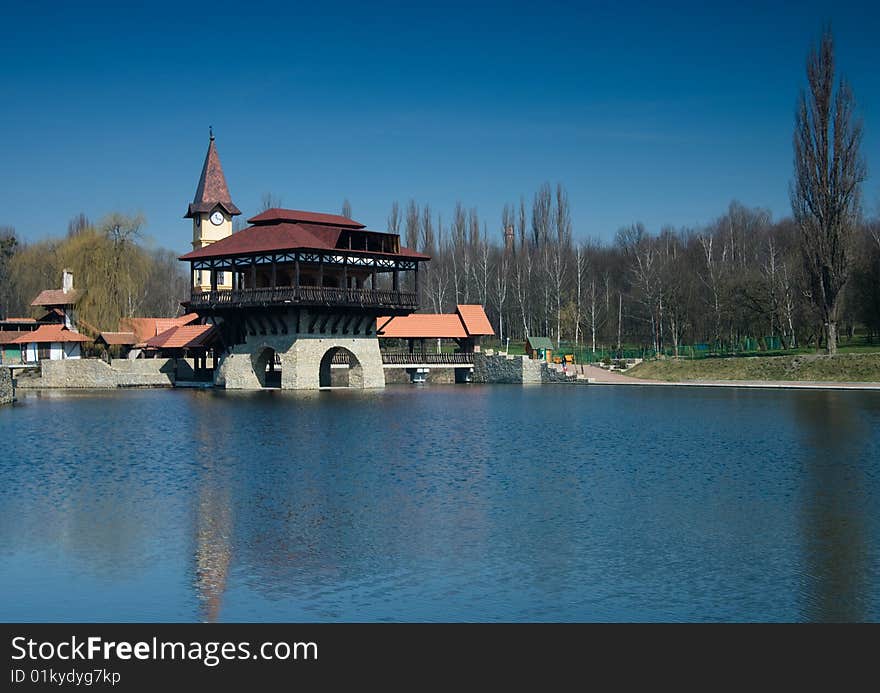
<box><xmin>1</xmin><ymin>386</ymin><xmax>880</xmax><ymax>621</ymax></box>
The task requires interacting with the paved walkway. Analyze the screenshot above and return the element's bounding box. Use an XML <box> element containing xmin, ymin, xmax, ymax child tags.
<box><xmin>574</xmin><ymin>364</ymin><xmax>880</xmax><ymax>391</ymax></box>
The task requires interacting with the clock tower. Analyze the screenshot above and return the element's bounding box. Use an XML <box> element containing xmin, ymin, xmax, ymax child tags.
<box><xmin>185</xmin><ymin>129</ymin><xmax>241</xmax><ymax>291</ymax></box>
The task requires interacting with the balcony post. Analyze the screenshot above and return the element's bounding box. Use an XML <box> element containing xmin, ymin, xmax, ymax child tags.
<box><xmin>342</xmin><ymin>257</ymin><xmax>348</xmax><ymax>292</ymax></box>
<box><xmin>392</xmin><ymin>264</ymin><xmax>399</xmax><ymax>291</ymax></box>
<box><xmin>318</xmin><ymin>257</ymin><xmax>324</xmax><ymax>287</ymax></box>
<box><xmin>250</xmin><ymin>262</ymin><xmax>257</xmax><ymax>289</ymax></box>
<box><xmin>271</xmin><ymin>259</ymin><xmax>277</xmax><ymax>289</ymax></box>
<box><xmin>210</xmin><ymin>269</ymin><xmax>217</xmax><ymax>292</ymax></box>
<box><xmin>294</xmin><ymin>255</ymin><xmax>300</xmax><ymax>300</ymax></box>
<box><xmin>414</xmin><ymin>263</ymin><xmax>419</xmax><ymax>296</ymax></box>
<box><xmin>371</xmin><ymin>269</ymin><xmax>377</xmax><ymax>289</ymax></box>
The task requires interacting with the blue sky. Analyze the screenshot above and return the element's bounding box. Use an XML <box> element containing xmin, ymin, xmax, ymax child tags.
<box><xmin>1</xmin><ymin>0</ymin><xmax>878</xmax><ymax>253</ymax></box>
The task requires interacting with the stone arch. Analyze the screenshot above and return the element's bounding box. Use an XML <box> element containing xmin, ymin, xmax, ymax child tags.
<box><xmin>253</xmin><ymin>346</ymin><xmax>281</xmax><ymax>388</ymax></box>
<box><xmin>319</xmin><ymin>346</ymin><xmax>363</xmax><ymax>388</ymax></box>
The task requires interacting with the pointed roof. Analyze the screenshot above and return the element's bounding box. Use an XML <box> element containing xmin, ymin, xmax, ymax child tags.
<box><xmin>184</xmin><ymin>132</ymin><xmax>241</xmax><ymax>218</ymax></box>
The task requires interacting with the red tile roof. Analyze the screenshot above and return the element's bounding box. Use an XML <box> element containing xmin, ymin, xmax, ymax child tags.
<box><xmin>184</xmin><ymin>135</ymin><xmax>241</xmax><ymax>218</ymax></box>
<box><xmin>119</xmin><ymin>313</ymin><xmax>200</xmax><ymax>343</ymax></box>
<box><xmin>248</xmin><ymin>208</ymin><xmax>364</xmax><ymax>228</ymax></box>
<box><xmin>376</xmin><ymin>313</ymin><xmax>468</xmax><ymax>339</ymax></box>
<box><xmin>456</xmin><ymin>305</ymin><xmax>494</xmax><ymax>336</ymax></box>
<box><xmin>377</xmin><ymin>304</ymin><xmax>494</xmax><ymax>339</ymax></box>
<box><xmin>11</xmin><ymin>324</ymin><xmax>91</xmax><ymax>344</ymax></box>
<box><xmin>31</xmin><ymin>289</ymin><xmax>80</xmax><ymax>306</ymax></box>
<box><xmin>96</xmin><ymin>331</ymin><xmax>138</xmax><ymax>346</ymax></box>
<box><xmin>145</xmin><ymin>324</ymin><xmax>216</xmax><ymax>349</ymax></box>
<box><xmin>181</xmin><ymin>222</ymin><xmax>342</xmax><ymax>259</ymax></box>
<box><xmin>0</xmin><ymin>330</ymin><xmax>32</xmax><ymax>344</ymax></box>
<box><xmin>179</xmin><ymin>219</ymin><xmax>429</xmax><ymax>261</ymax></box>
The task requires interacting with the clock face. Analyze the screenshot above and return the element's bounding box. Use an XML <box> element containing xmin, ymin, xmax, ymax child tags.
<box><xmin>210</xmin><ymin>211</ymin><xmax>224</xmax><ymax>226</ymax></box>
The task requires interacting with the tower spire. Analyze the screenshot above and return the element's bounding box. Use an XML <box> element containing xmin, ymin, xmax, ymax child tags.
<box><xmin>184</xmin><ymin>132</ymin><xmax>240</xmax><ymax>219</ymax></box>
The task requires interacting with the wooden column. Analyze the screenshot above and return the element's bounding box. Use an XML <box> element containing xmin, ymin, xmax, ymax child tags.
<box><xmin>210</xmin><ymin>269</ymin><xmax>217</xmax><ymax>292</ymax></box>
<box><xmin>392</xmin><ymin>265</ymin><xmax>399</xmax><ymax>291</ymax></box>
<box><xmin>371</xmin><ymin>269</ymin><xmax>377</xmax><ymax>289</ymax></box>
<box><xmin>342</xmin><ymin>257</ymin><xmax>348</xmax><ymax>290</ymax></box>
<box><xmin>318</xmin><ymin>258</ymin><xmax>324</xmax><ymax>287</ymax></box>
<box><xmin>250</xmin><ymin>262</ymin><xmax>257</xmax><ymax>289</ymax></box>
<box><xmin>414</xmin><ymin>263</ymin><xmax>419</xmax><ymax>296</ymax></box>
<box><xmin>271</xmin><ymin>259</ymin><xmax>277</xmax><ymax>289</ymax></box>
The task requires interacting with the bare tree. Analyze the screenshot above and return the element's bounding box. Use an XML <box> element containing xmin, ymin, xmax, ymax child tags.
<box><xmin>790</xmin><ymin>28</ymin><xmax>866</xmax><ymax>354</ymax></box>
<box><xmin>404</xmin><ymin>200</ymin><xmax>420</xmax><ymax>251</ymax></box>
<box><xmin>387</xmin><ymin>201</ymin><xmax>400</xmax><ymax>235</ymax></box>
<box><xmin>259</xmin><ymin>193</ymin><xmax>283</xmax><ymax>212</ymax></box>
<box><xmin>67</xmin><ymin>213</ymin><xmax>91</xmax><ymax>237</ymax></box>
<box><xmin>551</xmin><ymin>184</ymin><xmax>572</xmax><ymax>345</ymax></box>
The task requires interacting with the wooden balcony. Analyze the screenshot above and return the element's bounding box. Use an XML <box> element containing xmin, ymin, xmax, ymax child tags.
<box><xmin>188</xmin><ymin>286</ymin><xmax>419</xmax><ymax>311</ymax></box>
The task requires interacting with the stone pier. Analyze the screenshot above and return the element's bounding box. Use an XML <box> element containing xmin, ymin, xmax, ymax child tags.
<box><xmin>1</xmin><ymin>367</ymin><xmax>13</xmax><ymax>404</ymax></box>
<box><xmin>214</xmin><ymin>309</ymin><xmax>385</xmax><ymax>390</ymax></box>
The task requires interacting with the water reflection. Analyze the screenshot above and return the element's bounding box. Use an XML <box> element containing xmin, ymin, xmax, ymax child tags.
<box><xmin>794</xmin><ymin>391</ymin><xmax>871</xmax><ymax>622</ymax></box>
<box><xmin>1</xmin><ymin>386</ymin><xmax>879</xmax><ymax>621</ymax></box>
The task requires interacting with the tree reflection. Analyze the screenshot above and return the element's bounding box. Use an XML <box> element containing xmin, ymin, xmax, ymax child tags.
<box><xmin>794</xmin><ymin>391</ymin><xmax>870</xmax><ymax>622</ymax></box>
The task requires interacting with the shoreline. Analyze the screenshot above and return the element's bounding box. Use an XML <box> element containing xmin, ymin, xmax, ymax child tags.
<box><xmin>574</xmin><ymin>363</ymin><xmax>880</xmax><ymax>391</ymax></box>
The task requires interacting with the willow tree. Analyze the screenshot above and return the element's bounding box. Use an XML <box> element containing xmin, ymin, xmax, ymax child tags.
<box><xmin>790</xmin><ymin>28</ymin><xmax>866</xmax><ymax>354</ymax></box>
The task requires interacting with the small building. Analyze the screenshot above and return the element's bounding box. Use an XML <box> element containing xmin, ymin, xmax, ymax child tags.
<box><xmin>525</xmin><ymin>335</ymin><xmax>554</xmax><ymax>361</ymax></box>
<box><xmin>94</xmin><ymin>332</ymin><xmax>139</xmax><ymax>359</ymax></box>
<box><xmin>145</xmin><ymin>323</ymin><xmax>219</xmax><ymax>382</ymax></box>
<box><xmin>3</xmin><ymin>271</ymin><xmax>90</xmax><ymax>363</ymax></box>
<box><xmin>12</xmin><ymin>323</ymin><xmax>91</xmax><ymax>362</ymax></box>
<box><xmin>376</xmin><ymin>304</ymin><xmax>494</xmax><ymax>353</ymax></box>
<box><xmin>0</xmin><ymin>318</ymin><xmax>39</xmax><ymax>364</ymax></box>
<box><xmin>31</xmin><ymin>269</ymin><xmax>79</xmax><ymax>330</ymax></box>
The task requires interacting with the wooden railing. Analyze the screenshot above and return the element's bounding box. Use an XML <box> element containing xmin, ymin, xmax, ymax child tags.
<box><xmin>381</xmin><ymin>352</ymin><xmax>474</xmax><ymax>365</ymax></box>
<box><xmin>189</xmin><ymin>286</ymin><xmax>418</xmax><ymax>310</ymax></box>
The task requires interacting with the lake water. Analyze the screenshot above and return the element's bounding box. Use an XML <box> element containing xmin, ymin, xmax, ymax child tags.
<box><xmin>1</xmin><ymin>384</ymin><xmax>879</xmax><ymax>622</ymax></box>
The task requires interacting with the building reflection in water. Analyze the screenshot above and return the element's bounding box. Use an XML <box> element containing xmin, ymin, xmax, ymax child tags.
<box><xmin>191</xmin><ymin>392</ymin><xmax>234</xmax><ymax>622</ymax></box>
<box><xmin>194</xmin><ymin>480</ymin><xmax>232</xmax><ymax>622</ymax></box>
<box><xmin>794</xmin><ymin>391</ymin><xmax>871</xmax><ymax>622</ymax></box>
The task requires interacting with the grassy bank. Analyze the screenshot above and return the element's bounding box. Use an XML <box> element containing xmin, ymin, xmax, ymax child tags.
<box><xmin>626</xmin><ymin>352</ymin><xmax>880</xmax><ymax>382</ymax></box>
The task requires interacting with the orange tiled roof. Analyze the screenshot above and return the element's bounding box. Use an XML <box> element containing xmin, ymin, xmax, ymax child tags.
<box><xmin>376</xmin><ymin>313</ymin><xmax>468</xmax><ymax>339</ymax></box>
<box><xmin>145</xmin><ymin>324</ymin><xmax>216</xmax><ymax>349</ymax></box>
<box><xmin>97</xmin><ymin>331</ymin><xmax>138</xmax><ymax>346</ymax></box>
<box><xmin>377</xmin><ymin>304</ymin><xmax>494</xmax><ymax>339</ymax></box>
<box><xmin>120</xmin><ymin>313</ymin><xmax>200</xmax><ymax>343</ymax></box>
<box><xmin>0</xmin><ymin>330</ymin><xmax>32</xmax><ymax>344</ymax></box>
<box><xmin>31</xmin><ymin>289</ymin><xmax>80</xmax><ymax>306</ymax></box>
<box><xmin>455</xmin><ymin>305</ymin><xmax>494</xmax><ymax>336</ymax></box>
<box><xmin>11</xmin><ymin>324</ymin><xmax>91</xmax><ymax>344</ymax></box>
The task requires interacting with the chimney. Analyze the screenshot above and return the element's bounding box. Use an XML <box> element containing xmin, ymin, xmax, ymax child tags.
<box><xmin>62</xmin><ymin>269</ymin><xmax>74</xmax><ymax>294</ymax></box>
<box><xmin>504</xmin><ymin>225</ymin><xmax>515</xmax><ymax>252</ymax></box>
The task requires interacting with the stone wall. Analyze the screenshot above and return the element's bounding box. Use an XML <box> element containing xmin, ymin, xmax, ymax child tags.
<box><xmin>216</xmin><ymin>333</ymin><xmax>385</xmax><ymax>390</ymax></box>
<box><xmin>473</xmin><ymin>354</ymin><xmax>529</xmax><ymax>383</ymax></box>
<box><xmin>0</xmin><ymin>367</ymin><xmax>13</xmax><ymax>404</ymax></box>
<box><xmin>18</xmin><ymin>358</ymin><xmax>176</xmax><ymax>389</ymax></box>
<box><xmin>473</xmin><ymin>354</ymin><xmax>575</xmax><ymax>384</ymax></box>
